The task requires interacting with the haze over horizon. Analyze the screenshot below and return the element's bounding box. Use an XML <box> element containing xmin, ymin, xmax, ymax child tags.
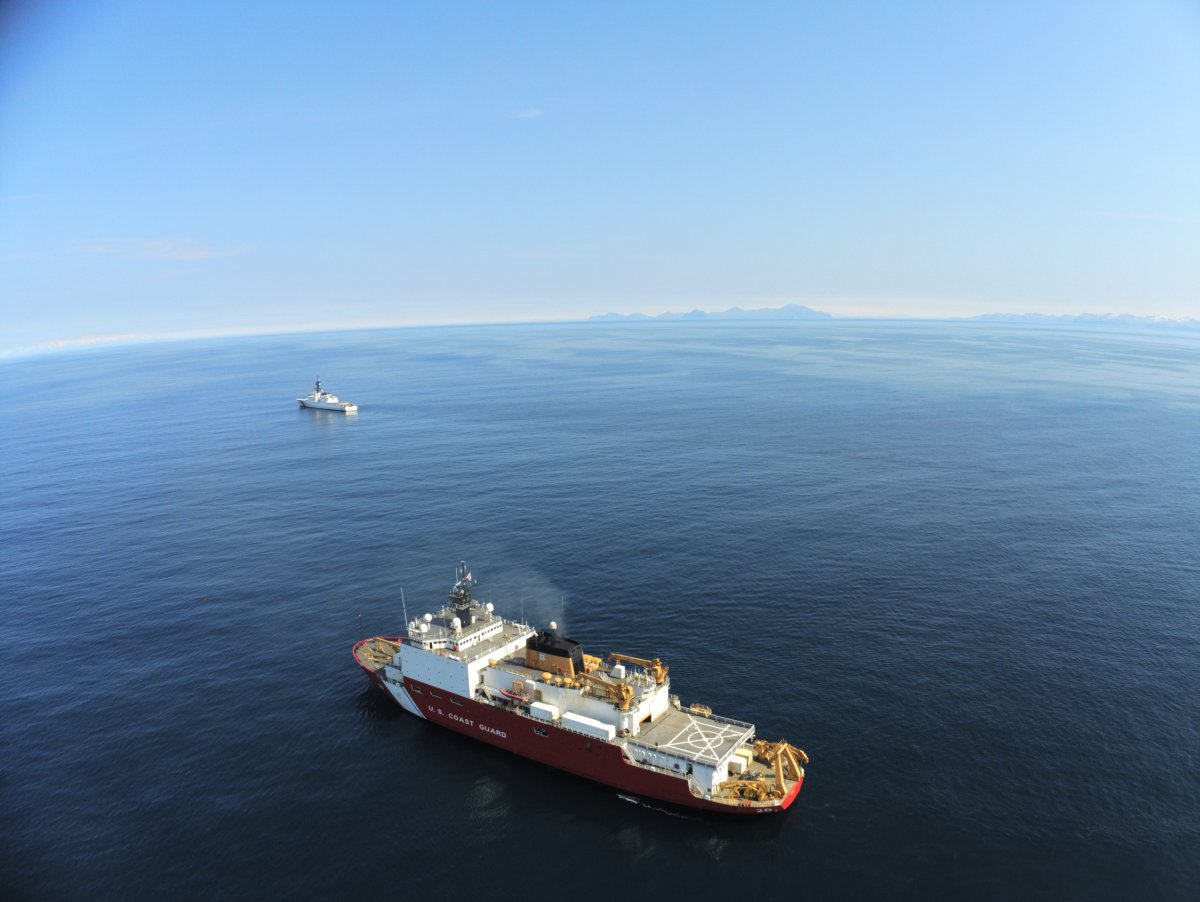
<box><xmin>2</xmin><ymin>1</ymin><xmax>1198</xmax><ymax>352</ymax></box>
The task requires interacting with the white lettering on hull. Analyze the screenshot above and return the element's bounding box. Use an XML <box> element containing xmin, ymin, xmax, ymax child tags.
<box><xmin>426</xmin><ymin>703</ymin><xmax>507</xmax><ymax>739</ymax></box>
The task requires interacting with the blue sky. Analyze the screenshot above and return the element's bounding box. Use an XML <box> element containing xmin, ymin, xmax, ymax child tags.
<box><xmin>1</xmin><ymin>1</ymin><xmax>1197</xmax><ymax>350</ymax></box>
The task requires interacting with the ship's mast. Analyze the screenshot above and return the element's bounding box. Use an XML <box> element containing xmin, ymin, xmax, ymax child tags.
<box><xmin>450</xmin><ymin>560</ymin><xmax>475</xmax><ymax>628</ymax></box>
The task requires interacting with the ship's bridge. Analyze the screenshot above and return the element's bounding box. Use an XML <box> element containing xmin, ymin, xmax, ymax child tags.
<box><xmin>406</xmin><ymin>601</ymin><xmax>528</xmax><ymax>661</ymax></box>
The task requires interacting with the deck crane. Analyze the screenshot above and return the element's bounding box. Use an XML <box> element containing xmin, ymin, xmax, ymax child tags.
<box><xmin>718</xmin><ymin>742</ymin><xmax>810</xmax><ymax>801</ymax></box>
<box><xmin>574</xmin><ymin>671</ymin><xmax>636</xmax><ymax>709</ymax></box>
<box><xmin>607</xmin><ymin>652</ymin><xmax>669</xmax><ymax>685</ymax></box>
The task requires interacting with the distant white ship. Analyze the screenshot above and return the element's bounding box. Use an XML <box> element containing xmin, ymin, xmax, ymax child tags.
<box><xmin>297</xmin><ymin>378</ymin><xmax>357</xmax><ymax>413</ymax></box>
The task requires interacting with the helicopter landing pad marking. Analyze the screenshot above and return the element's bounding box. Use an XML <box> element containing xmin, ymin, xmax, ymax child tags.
<box><xmin>632</xmin><ymin>707</ymin><xmax>753</xmax><ymax>765</ymax></box>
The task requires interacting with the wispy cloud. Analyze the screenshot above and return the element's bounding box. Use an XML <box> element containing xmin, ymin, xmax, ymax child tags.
<box><xmin>86</xmin><ymin>237</ymin><xmax>220</xmax><ymax>261</ymax></box>
<box><xmin>38</xmin><ymin>333</ymin><xmax>146</xmax><ymax>349</ymax></box>
<box><xmin>513</xmin><ymin>107</ymin><xmax>543</xmax><ymax>120</ymax></box>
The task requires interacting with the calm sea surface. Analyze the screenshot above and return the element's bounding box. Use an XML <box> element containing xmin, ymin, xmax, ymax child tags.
<box><xmin>2</xmin><ymin>321</ymin><xmax>1198</xmax><ymax>900</ymax></box>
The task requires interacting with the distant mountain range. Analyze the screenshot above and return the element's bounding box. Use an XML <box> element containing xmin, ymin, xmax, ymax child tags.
<box><xmin>586</xmin><ymin>305</ymin><xmax>1198</xmax><ymax>330</ymax></box>
<box><xmin>587</xmin><ymin>303</ymin><xmax>833</xmax><ymax>322</ymax></box>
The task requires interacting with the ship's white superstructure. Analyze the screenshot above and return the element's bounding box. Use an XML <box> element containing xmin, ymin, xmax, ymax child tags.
<box><xmin>297</xmin><ymin>378</ymin><xmax>357</xmax><ymax>413</ymax></box>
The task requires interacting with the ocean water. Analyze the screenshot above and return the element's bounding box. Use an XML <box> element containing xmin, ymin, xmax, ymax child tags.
<box><xmin>2</xmin><ymin>320</ymin><xmax>1198</xmax><ymax>900</ymax></box>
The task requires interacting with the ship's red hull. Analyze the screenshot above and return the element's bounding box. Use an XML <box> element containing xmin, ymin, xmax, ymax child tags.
<box><xmin>355</xmin><ymin>649</ymin><xmax>800</xmax><ymax>815</ymax></box>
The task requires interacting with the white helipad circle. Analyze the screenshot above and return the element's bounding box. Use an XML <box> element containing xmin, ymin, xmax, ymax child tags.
<box><xmin>682</xmin><ymin>727</ymin><xmax>726</xmax><ymax>748</ymax></box>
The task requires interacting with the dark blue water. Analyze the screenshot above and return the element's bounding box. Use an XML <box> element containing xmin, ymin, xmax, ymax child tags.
<box><xmin>2</xmin><ymin>321</ymin><xmax>1198</xmax><ymax>900</ymax></box>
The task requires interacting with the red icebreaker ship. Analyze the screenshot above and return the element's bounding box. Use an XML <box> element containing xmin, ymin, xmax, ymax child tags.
<box><xmin>353</xmin><ymin>562</ymin><xmax>808</xmax><ymax>815</ymax></box>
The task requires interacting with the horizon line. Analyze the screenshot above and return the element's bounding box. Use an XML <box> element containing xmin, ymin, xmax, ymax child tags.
<box><xmin>5</xmin><ymin>308</ymin><xmax>1198</xmax><ymax>360</ymax></box>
